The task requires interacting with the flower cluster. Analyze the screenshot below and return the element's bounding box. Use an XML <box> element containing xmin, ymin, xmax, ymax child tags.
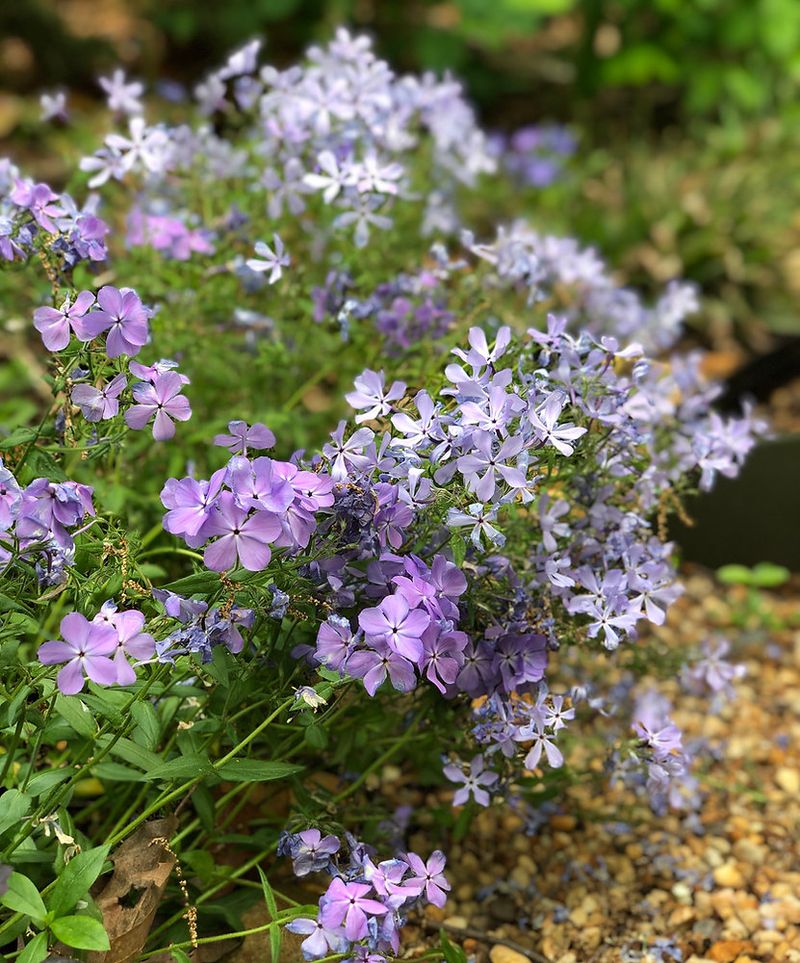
<box><xmin>0</xmin><ymin>461</ymin><xmax>94</xmax><ymax>586</ymax></box>
<box><xmin>161</xmin><ymin>421</ymin><xmax>333</xmax><ymax>571</ymax></box>
<box><xmin>280</xmin><ymin>829</ymin><xmax>449</xmax><ymax>961</ymax></box>
<box><xmin>491</xmin><ymin>124</ymin><xmax>576</xmax><ymax>188</ymax></box>
<box><xmin>0</xmin><ymin>160</ymin><xmax>109</xmax><ymax>268</ymax></box>
<box><xmin>79</xmin><ymin>29</ymin><xmax>495</xmax><ymax>265</ymax></box>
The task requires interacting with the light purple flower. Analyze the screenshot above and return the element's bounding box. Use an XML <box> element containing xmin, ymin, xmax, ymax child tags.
<box><xmin>285</xmin><ymin>916</ymin><xmax>347</xmax><ymax>960</ymax></box>
<box><xmin>213</xmin><ymin>420</ymin><xmax>275</xmax><ymax>454</ymax></box>
<box><xmin>33</xmin><ymin>291</ymin><xmax>96</xmax><ymax>351</ymax></box>
<box><xmin>528</xmin><ymin>393</ymin><xmax>586</xmax><ymax>456</ymax></box>
<box><xmin>443</xmin><ymin>755</ymin><xmax>498</xmax><ymax>807</ymax></box>
<box><xmin>201</xmin><ymin>492</ymin><xmax>281</xmax><ymax>572</ymax></box>
<box><xmin>319</xmin><ymin>878</ymin><xmax>387</xmax><ymax>941</ymax></box>
<box><xmin>38</xmin><ymin>612</ymin><xmax>118</xmax><ymax>695</ymax></box>
<box><xmin>125</xmin><ymin>372</ymin><xmax>191</xmax><ymax>440</ymax></box>
<box><xmin>246</xmin><ymin>234</ymin><xmax>289</xmax><ymax>284</ymax></box>
<box><xmin>346</xmin><ymin>369</ymin><xmax>406</xmax><ymax>424</ymax></box>
<box><xmin>10</xmin><ymin>180</ymin><xmax>63</xmax><ymax>232</ymax></box>
<box><xmin>98</xmin><ymin>68</ymin><xmax>144</xmax><ymax>115</ymax></box>
<box><xmin>71</xmin><ymin>373</ymin><xmax>127</xmax><ymax>422</ymax></box>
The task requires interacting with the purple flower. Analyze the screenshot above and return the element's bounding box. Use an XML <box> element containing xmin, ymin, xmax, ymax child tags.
<box><xmin>91</xmin><ymin>286</ymin><xmax>150</xmax><ymax>357</ymax></box>
<box><xmin>201</xmin><ymin>492</ymin><xmax>281</xmax><ymax>572</ymax></box>
<box><xmin>346</xmin><ymin>639</ymin><xmax>416</xmax><ymax>696</ymax></box>
<box><xmin>403</xmin><ymin>851</ymin><xmax>450</xmax><ymax>908</ymax></box>
<box><xmin>71</xmin><ymin>373</ymin><xmax>127</xmax><ymax>422</ymax></box>
<box><xmin>320</xmin><ymin>878</ymin><xmax>388</xmax><ymax>941</ymax></box>
<box><xmin>38</xmin><ymin>612</ymin><xmax>118</xmax><ymax>694</ymax></box>
<box><xmin>314</xmin><ymin>616</ymin><xmax>357</xmax><ymax>671</ymax></box>
<box><xmin>161</xmin><ymin>469</ymin><xmax>225</xmax><ymax>539</ymax></box>
<box><xmin>290</xmin><ymin>829</ymin><xmax>340</xmax><ymax>876</ymax></box>
<box><xmin>346</xmin><ymin>369</ymin><xmax>406</xmax><ymax>424</ymax></box>
<box><xmin>443</xmin><ymin>754</ymin><xmax>498</xmax><ymax>807</ymax></box>
<box><xmin>421</xmin><ymin>626</ymin><xmax>467</xmax><ymax>694</ymax></box>
<box><xmin>10</xmin><ymin>180</ymin><xmax>63</xmax><ymax>232</ymax></box>
<box><xmin>125</xmin><ymin>372</ymin><xmax>191</xmax><ymax>440</ymax></box>
<box><xmin>358</xmin><ymin>594</ymin><xmax>429</xmax><ymax>662</ymax></box>
<box><xmin>0</xmin><ymin>460</ymin><xmax>22</xmax><ymax>531</ymax></box>
<box><xmin>33</xmin><ymin>291</ymin><xmax>96</xmax><ymax>351</ymax></box>
<box><xmin>528</xmin><ymin>393</ymin><xmax>586</xmax><ymax>456</ymax></box>
<box><xmin>93</xmin><ymin>605</ymin><xmax>156</xmax><ymax>685</ymax></box>
<box><xmin>323</xmin><ymin>422</ymin><xmax>374</xmax><ymax>481</ymax></box>
<box><xmin>213</xmin><ymin>420</ymin><xmax>276</xmax><ymax>454</ymax></box>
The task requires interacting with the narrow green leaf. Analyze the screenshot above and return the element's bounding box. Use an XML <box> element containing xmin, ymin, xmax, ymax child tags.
<box><xmin>50</xmin><ymin>915</ymin><xmax>110</xmax><ymax>951</ymax></box>
<box><xmin>48</xmin><ymin>845</ymin><xmax>110</xmax><ymax>918</ymax></box>
<box><xmin>258</xmin><ymin>868</ymin><xmax>281</xmax><ymax>963</ymax></box>
<box><xmin>215</xmin><ymin>759</ymin><xmax>303</xmax><ymax>783</ymax></box>
<box><xmin>143</xmin><ymin>754</ymin><xmax>215</xmax><ymax>781</ymax></box>
<box><xmin>96</xmin><ymin>734</ymin><xmax>162</xmax><ymax>771</ymax></box>
<box><xmin>92</xmin><ymin>762</ymin><xmax>146</xmax><ymax>783</ymax></box>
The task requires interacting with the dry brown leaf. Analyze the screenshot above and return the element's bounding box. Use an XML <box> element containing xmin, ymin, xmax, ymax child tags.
<box><xmin>87</xmin><ymin>817</ymin><xmax>178</xmax><ymax>963</ymax></box>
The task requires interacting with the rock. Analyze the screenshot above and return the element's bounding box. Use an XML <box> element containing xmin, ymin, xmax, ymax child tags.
<box><xmin>708</xmin><ymin>939</ymin><xmax>754</xmax><ymax>962</ymax></box>
<box><xmin>714</xmin><ymin>862</ymin><xmax>746</xmax><ymax>888</ymax></box>
<box><xmin>775</xmin><ymin>766</ymin><xmax>800</xmax><ymax>795</ymax></box>
<box><xmin>443</xmin><ymin>916</ymin><xmax>468</xmax><ymax>929</ymax></box>
<box><xmin>489</xmin><ymin>946</ymin><xmax>531</xmax><ymax>963</ymax></box>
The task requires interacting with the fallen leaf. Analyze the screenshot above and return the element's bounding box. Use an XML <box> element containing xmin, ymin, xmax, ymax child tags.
<box><xmin>87</xmin><ymin>817</ymin><xmax>178</xmax><ymax>963</ymax></box>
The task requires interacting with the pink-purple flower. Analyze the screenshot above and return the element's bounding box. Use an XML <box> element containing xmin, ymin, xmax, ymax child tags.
<box><xmin>38</xmin><ymin>612</ymin><xmax>118</xmax><ymax>695</ymax></box>
<box><xmin>91</xmin><ymin>285</ymin><xmax>150</xmax><ymax>357</ymax></box>
<box><xmin>319</xmin><ymin>878</ymin><xmax>387</xmax><ymax>941</ymax></box>
<box><xmin>201</xmin><ymin>492</ymin><xmax>281</xmax><ymax>572</ymax></box>
<box><xmin>358</xmin><ymin>593</ymin><xmax>430</xmax><ymax>662</ymax></box>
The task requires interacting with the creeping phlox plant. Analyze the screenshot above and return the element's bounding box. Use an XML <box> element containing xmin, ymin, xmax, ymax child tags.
<box><xmin>0</xmin><ymin>29</ymin><xmax>759</xmax><ymax>963</ymax></box>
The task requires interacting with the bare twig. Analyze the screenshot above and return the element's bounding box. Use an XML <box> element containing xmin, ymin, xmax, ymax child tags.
<box><xmin>421</xmin><ymin>919</ymin><xmax>555</xmax><ymax>963</ymax></box>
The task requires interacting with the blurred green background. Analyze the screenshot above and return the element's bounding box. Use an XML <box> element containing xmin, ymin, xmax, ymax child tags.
<box><xmin>1</xmin><ymin>0</ymin><xmax>799</xmax><ymax>355</ymax></box>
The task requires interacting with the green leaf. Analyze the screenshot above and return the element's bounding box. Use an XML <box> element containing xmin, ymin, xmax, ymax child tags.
<box><xmin>55</xmin><ymin>694</ymin><xmax>96</xmax><ymax>737</ymax></box>
<box><xmin>716</xmin><ymin>563</ymin><xmax>755</xmax><ymax>586</ymax></box>
<box><xmin>92</xmin><ymin>762</ymin><xmax>147</xmax><ymax>782</ymax></box>
<box><xmin>0</xmin><ymin>789</ymin><xmax>32</xmax><ymax>838</ymax></box>
<box><xmin>131</xmin><ymin>701</ymin><xmax>161</xmax><ymax>751</ymax></box>
<box><xmin>96</xmin><ymin>734</ymin><xmax>162</xmax><ymax>772</ymax></box>
<box><xmin>25</xmin><ymin>769</ymin><xmax>73</xmax><ymax>798</ymax></box>
<box><xmin>258</xmin><ymin>868</ymin><xmax>281</xmax><ymax>963</ymax></box>
<box><xmin>439</xmin><ymin>930</ymin><xmax>468</xmax><ymax>963</ymax></box>
<box><xmin>48</xmin><ymin>845</ymin><xmax>110</xmax><ymax>918</ymax></box>
<box><xmin>143</xmin><ymin>754</ymin><xmax>215</xmax><ymax>781</ymax></box>
<box><xmin>215</xmin><ymin>759</ymin><xmax>303</xmax><ymax>783</ymax></box>
<box><xmin>750</xmin><ymin>562</ymin><xmax>791</xmax><ymax>588</ymax></box>
<box><xmin>50</xmin><ymin>915</ymin><xmax>110</xmax><ymax>951</ymax></box>
<box><xmin>17</xmin><ymin>931</ymin><xmax>48</xmax><ymax>963</ymax></box>
<box><xmin>0</xmin><ymin>872</ymin><xmax>47</xmax><ymax>923</ymax></box>
<box><xmin>450</xmin><ymin>532</ymin><xmax>467</xmax><ymax>567</ymax></box>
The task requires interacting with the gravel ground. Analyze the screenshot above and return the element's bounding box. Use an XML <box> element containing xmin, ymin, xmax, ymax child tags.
<box><xmin>412</xmin><ymin>573</ymin><xmax>800</xmax><ymax>963</ymax></box>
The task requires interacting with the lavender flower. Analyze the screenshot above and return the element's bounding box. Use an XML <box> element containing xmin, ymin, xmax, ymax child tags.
<box><xmin>38</xmin><ymin>612</ymin><xmax>118</xmax><ymax>695</ymax></box>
